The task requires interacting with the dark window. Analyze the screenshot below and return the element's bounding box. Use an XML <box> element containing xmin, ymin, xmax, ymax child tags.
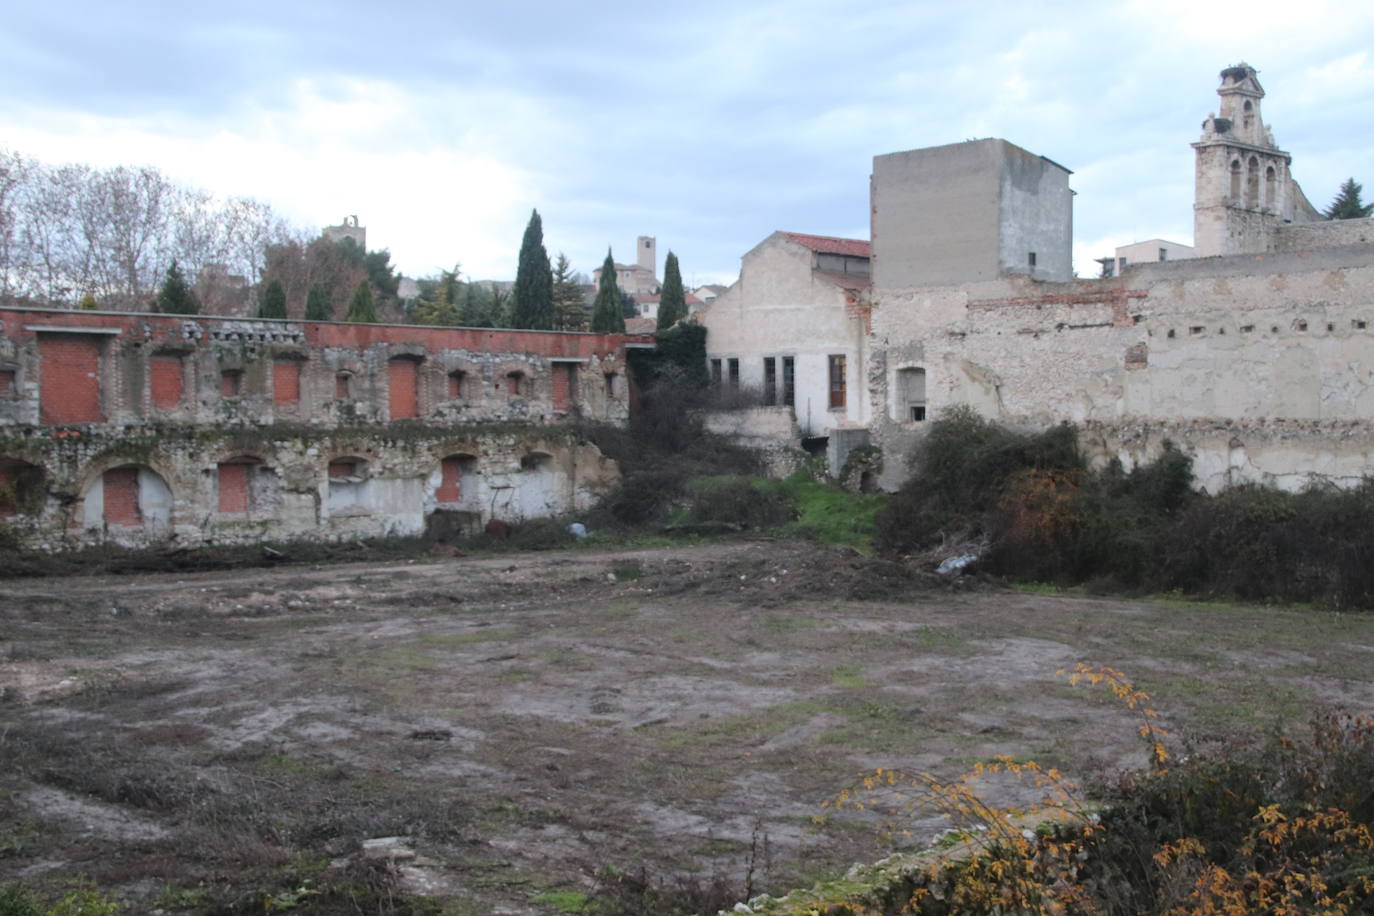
<box><xmin>710</xmin><ymin>358</ymin><xmax>722</xmax><ymax>385</ymax></box>
<box><xmin>448</xmin><ymin>370</ymin><xmax>466</xmax><ymax>399</ymax></box>
<box><xmin>828</xmin><ymin>354</ymin><xmax>846</xmax><ymax>410</ymax></box>
<box><xmin>727</xmin><ymin>358</ymin><xmax>739</xmax><ymax>390</ymax></box>
<box><xmin>782</xmin><ymin>357</ymin><xmax>795</xmax><ymax>407</ymax></box>
<box><xmin>1159</xmin><ymin>248</ymin><xmax>1168</xmax><ymax>261</ymax></box>
<box><xmin>763</xmin><ymin>357</ymin><xmax>777</xmax><ymax>406</ymax></box>
<box><xmin>1028</xmin><ymin>252</ymin><xmax>1037</xmax><ymax>268</ymax></box>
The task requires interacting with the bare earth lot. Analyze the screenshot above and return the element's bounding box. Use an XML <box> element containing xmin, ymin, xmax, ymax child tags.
<box><xmin>4</xmin><ymin>539</ymin><xmax>1374</xmax><ymax>913</ymax></box>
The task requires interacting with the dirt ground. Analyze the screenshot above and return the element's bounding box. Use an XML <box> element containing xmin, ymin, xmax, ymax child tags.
<box><xmin>3</xmin><ymin>539</ymin><xmax>1374</xmax><ymax>914</ymax></box>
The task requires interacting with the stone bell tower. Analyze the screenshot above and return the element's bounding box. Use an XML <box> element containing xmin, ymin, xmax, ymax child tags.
<box><xmin>1193</xmin><ymin>63</ymin><xmax>1299</xmax><ymax>257</ymax></box>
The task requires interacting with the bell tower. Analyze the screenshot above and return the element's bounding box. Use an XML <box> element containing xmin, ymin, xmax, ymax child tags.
<box><xmin>1193</xmin><ymin>63</ymin><xmax>1295</xmax><ymax>257</ymax></box>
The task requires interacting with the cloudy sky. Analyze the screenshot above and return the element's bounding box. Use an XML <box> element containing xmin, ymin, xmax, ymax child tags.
<box><xmin>4</xmin><ymin>1</ymin><xmax>1372</xmax><ymax>286</ymax></box>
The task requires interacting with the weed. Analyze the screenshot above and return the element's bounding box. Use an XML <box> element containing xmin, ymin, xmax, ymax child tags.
<box><xmin>530</xmin><ymin>890</ymin><xmax>590</xmax><ymax>913</ymax></box>
<box><xmin>830</xmin><ymin>664</ymin><xmax>868</xmax><ymax>689</ymax></box>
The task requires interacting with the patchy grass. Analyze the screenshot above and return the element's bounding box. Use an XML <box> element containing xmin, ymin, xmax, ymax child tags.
<box><xmin>773</xmin><ymin>475</ymin><xmax>887</xmax><ymax>554</ymax></box>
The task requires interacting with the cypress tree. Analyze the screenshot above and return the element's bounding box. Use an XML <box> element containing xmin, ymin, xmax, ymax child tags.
<box><xmin>304</xmin><ymin>282</ymin><xmax>332</xmax><ymax>321</ymax></box>
<box><xmin>154</xmin><ymin>260</ymin><xmax>200</xmax><ymax>315</ymax></box>
<box><xmin>657</xmin><ymin>251</ymin><xmax>686</xmax><ymax>328</ymax></box>
<box><xmin>1323</xmin><ymin>178</ymin><xmax>1374</xmax><ymax>220</ymax></box>
<box><xmin>511</xmin><ymin>209</ymin><xmax>553</xmax><ymax>329</ymax></box>
<box><xmin>590</xmin><ymin>249</ymin><xmax>625</xmax><ymax>333</ymax></box>
<box><xmin>344</xmin><ymin>280</ymin><xmax>379</xmax><ymax>323</ymax></box>
<box><xmin>258</xmin><ymin>279</ymin><xmax>287</xmax><ymax>319</ymax></box>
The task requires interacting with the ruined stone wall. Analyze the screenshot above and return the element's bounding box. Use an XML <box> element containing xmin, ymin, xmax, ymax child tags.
<box><xmin>1273</xmin><ymin>218</ymin><xmax>1374</xmax><ymax>252</ymax></box>
<box><xmin>0</xmin><ymin>308</ymin><xmax>644</xmax><ymax>549</ymax></box>
<box><xmin>868</xmin><ymin>245</ymin><xmax>1374</xmax><ymax>492</ymax></box>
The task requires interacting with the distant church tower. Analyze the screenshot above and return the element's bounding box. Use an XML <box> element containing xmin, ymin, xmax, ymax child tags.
<box><xmin>1193</xmin><ymin>64</ymin><xmax>1305</xmax><ymax>257</ymax></box>
<box><xmin>636</xmin><ymin>235</ymin><xmax>656</xmax><ymax>273</ymax></box>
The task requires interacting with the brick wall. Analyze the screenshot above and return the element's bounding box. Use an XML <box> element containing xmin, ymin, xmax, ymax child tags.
<box><xmin>38</xmin><ymin>334</ymin><xmax>104</xmax><ymax>424</ymax></box>
<box><xmin>388</xmin><ymin>358</ymin><xmax>419</xmax><ymax>419</ymax></box>
<box><xmin>0</xmin><ymin>370</ymin><xmax>14</xmax><ymax>396</ymax></box>
<box><xmin>217</xmin><ymin>462</ymin><xmax>250</xmax><ymax>514</ymax></box>
<box><xmin>150</xmin><ymin>356</ymin><xmax>184</xmax><ymax>409</ymax></box>
<box><xmin>102</xmin><ymin>467</ymin><xmax>141</xmax><ymax>526</ymax></box>
<box><xmin>273</xmin><ymin>359</ymin><xmax>301</xmax><ymax>404</ymax></box>
<box><xmin>552</xmin><ymin>364</ymin><xmax>575</xmax><ymax>411</ymax></box>
<box><xmin>436</xmin><ymin>456</ymin><xmax>463</xmax><ymax>503</ymax></box>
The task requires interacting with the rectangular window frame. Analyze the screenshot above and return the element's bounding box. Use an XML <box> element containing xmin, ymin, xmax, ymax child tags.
<box><xmin>828</xmin><ymin>354</ymin><xmax>846</xmax><ymax>410</ymax></box>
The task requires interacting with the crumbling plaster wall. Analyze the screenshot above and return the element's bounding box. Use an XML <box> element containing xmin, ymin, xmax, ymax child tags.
<box><xmin>701</xmin><ymin>236</ymin><xmax>870</xmax><ymax>436</ymax></box>
<box><xmin>869</xmin><ymin>245</ymin><xmax>1374</xmax><ymax>492</ymax></box>
<box><xmin>0</xmin><ymin>425</ymin><xmax>620</xmax><ymax>550</ymax></box>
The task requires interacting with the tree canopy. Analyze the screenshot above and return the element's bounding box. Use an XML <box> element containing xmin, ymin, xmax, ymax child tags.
<box><xmin>154</xmin><ymin>260</ymin><xmax>200</xmax><ymax>315</ymax></box>
<box><xmin>257</xmin><ymin>278</ymin><xmax>287</xmax><ymax>319</ymax></box>
<box><xmin>1324</xmin><ymin>178</ymin><xmax>1374</xmax><ymax>220</ymax></box>
<box><xmin>551</xmin><ymin>252</ymin><xmax>587</xmax><ymax>331</ymax></box>
<box><xmin>511</xmin><ymin>209</ymin><xmax>553</xmax><ymax>329</ymax></box>
<box><xmin>657</xmin><ymin>251</ymin><xmax>686</xmax><ymax>328</ymax></box>
<box><xmin>590</xmin><ymin>250</ymin><xmax>625</xmax><ymax>333</ymax></box>
<box><xmin>413</xmin><ymin>269</ymin><xmax>460</xmax><ymax>326</ymax></box>
<box><xmin>344</xmin><ymin>280</ymin><xmax>379</xmax><ymax>323</ymax></box>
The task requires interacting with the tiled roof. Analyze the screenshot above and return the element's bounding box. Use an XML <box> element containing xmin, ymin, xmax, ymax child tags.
<box><xmin>625</xmin><ymin>317</ymin><xmax>657</xmax><ymax>334</ymax></box>
<box><xmin>814</xmin><ymin>271</ymin><xmax>872</xmax><ymax>291</ymax></box>
<box><xmin>780</xmin><ymin>232</ymin><xmax>871</xmax><ymax>258</ymax></box>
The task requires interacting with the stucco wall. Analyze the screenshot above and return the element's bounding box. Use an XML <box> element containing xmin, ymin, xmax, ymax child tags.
<box><xmin>871</xmin><ymin>139</ymin><xmax>1072</xmax><ymax>289</ymax></box>
<box><xmin>700</xmin><ymin>236</ymin><xmax>870</xmax><ymax>437</ymax></box>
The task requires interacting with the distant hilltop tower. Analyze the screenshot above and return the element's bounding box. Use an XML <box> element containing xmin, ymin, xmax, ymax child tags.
<box><xmin>1193</xmin><ymin>64</ymin><xmax>1319</xmax><ymax>257</ymax></box>
<box><xmin>637</xmin><ymin>235</ymin><xmax>656</xmax><ymax>273</ymax></box>
<box><xmin>592</xmin><ymin>236</ymin><xmax>661</xmax><ymax>295</ymax></box>
<box><xmin>323</xmin><ymin>214</ymin><xmax>366</xmax><ymax>250</ymax></box>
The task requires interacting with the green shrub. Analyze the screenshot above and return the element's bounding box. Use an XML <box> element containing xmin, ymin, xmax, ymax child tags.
<box><xmin>876</xmin><ymin>407</ymin><xmax>1081</xmax><ymax>554</ymax></box>
<box><xmin>686</xmin><ymin>476</ymin><xmax>792</xmax><ymax>529</ymax></box>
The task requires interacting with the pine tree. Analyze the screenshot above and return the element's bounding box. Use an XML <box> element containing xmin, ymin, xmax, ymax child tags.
<box><xmin>154</xmin><ymin>260</ymin><xmax>200</xmax><ymax>315</ymax></box>
<box><xmin>1323</xmin><ymin>178</ymin><xmax>1374</xmax><ymax>220</ymax></box>
<box><xmin>77</xmin><ymin>293</ymin><xmax>99</xmax><ymax>311</ymax></box>
<box><xmin>344</xmin><ymin>280</ymin><xmax>379</xmax><ymax>323</ymax></box>
<box><xmin>657</xmin><ymin>251</ymin><xmax>686</xmax><ymax>328</ymax></box>
<box><xmin>590</xmin><ymin>250</ymin><xmax>625</xmax><ymax>333</ymax></box>
<box><xmin>511</xmin><ymin>209</ymin><xmax>553</xmax><ymax>329</ymax></box>
<box><xmin>414</xmin><ymin>270</ymin><xmax>460</xmax><ymax>326</ymax></box>
<box><xmin>304</xmin><ymin>282</ymin><xmax>332</xmax><ymax>321</ymax></box>
<box><xmin>258</xmin><ymin>279</ymin><xmax>287</xmax><ymax>319</ymax></box>
<box><xmin>551</xmin><ymin>252</ymin><xmax>587</xmax><ymax>330</ymax></box>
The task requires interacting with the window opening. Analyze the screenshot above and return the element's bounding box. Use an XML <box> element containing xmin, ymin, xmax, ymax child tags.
<box><xmin>710</xmin><ymin>358</ymin><xmax>722</xmax><ymax>386</ymax></box>
<box><xmin>896</xmin><ymin>367</ymin><xmax>926</xmax><ymax>422</ymax></box>
<box><xmin>727</xmin><ymin>358</ymin><xmax>739</xmax><ymax>390</ymax></box>
<box><xmin>448</xmin><ymin>370</ymin><xmax>466</xmax><ymax>399</ymax></box>
<box><xmin>220</xmin><ymin>369</ymin><xmax>243</xmax><ymax>398</ymax></box>
<box><xmin>828</xmin><ymin>354</ymin><xmax>846</xmax><ymax>410</ymax></box>
<box><xmin>781</xmin><ymin>357</ymin><xmax>795</xmax><ymax>408</ymax></box>
<box><xmin>763</xmin><ymin>357</ymin><xmax>777</xmax><ymax>406</ymax></box>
